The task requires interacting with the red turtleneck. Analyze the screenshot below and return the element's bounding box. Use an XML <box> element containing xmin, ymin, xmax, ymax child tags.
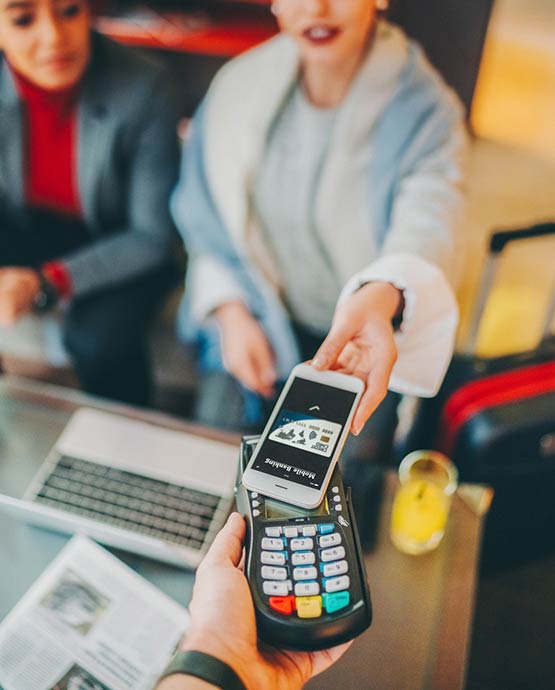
<box><xmin>12</xmin><ymin>67</ymin><xmax>81</xmax><ymax>298</ymax></box>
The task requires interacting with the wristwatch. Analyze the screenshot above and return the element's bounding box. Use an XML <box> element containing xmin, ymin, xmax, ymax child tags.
<box><xmin>32</xmin><ymin>271</ymin><xmax>59</xmax><ymax>313</ymax></box>
<box><xmin>159</xmin><ymin>650</ymin><xmax>247</xmax><ymax>690</ymax></box>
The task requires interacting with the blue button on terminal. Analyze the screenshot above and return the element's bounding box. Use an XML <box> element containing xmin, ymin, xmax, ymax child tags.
<box><xmin>318</xmin><ymin>524</ymin><xmax>334</xmax><ymax>535</ymax></box>
<box><xmin>322</xmin><ymin>591</ymin><xmax>350</xmax><ymax>614</ymax></box>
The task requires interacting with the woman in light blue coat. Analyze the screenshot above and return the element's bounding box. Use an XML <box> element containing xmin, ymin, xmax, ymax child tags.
<box><xmin>172</xmin><ymin>0</ymin><xmax>468</xmax><ymax>458</ymax></box>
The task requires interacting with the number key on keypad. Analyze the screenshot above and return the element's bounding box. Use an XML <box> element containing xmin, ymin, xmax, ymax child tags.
<box><xmin>261</xmin><ymin>551</ymin><xmax>286</xmax><ymax>566</ymax></box>
<box><xmin>322</xmin><ymin>560</ymin><xmax>348</xmax><ymax>577</ymax></box>
<box><xmin>262</xmin><ymin>537</ymin><xmax>284</xmax><ymax>551</ymax></box>
<box><xmin>291</xmin><ymin>552</ymin><xmax>315</xmax><ymax>566</ymax></box>
<box><xmin>319</xmin><ymin>533</ymin><xmax>342</xmax><ymax>548</ymax></box>
<box><xmin>293</xmin><ymin>566</ymin><xmax>318</xmax><ymax>581</ymax></box>
<box><xmin>320</xmin><ymin>546</ymin><xmax>346</xmax><ymax>562</ymax></box>
<box><xmin>290</xmin><ymin>537</ymin><xmax>314</xmax><ymax>551</ymax></box>
<box><xmin>294</xmin><ymin>581</ymin><xmax>320</xmax><ymax>597</ymax></box>
<box><xmin>261</xmin><ymin>566</ymin><xmax>287</xmax><ymax>580</ymax></box>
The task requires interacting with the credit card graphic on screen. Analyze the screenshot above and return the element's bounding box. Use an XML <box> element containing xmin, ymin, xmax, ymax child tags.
<box><xmin>268</xmin><ymin>411</ymin><xmax>342</xmax><ymax>458</ymax></box>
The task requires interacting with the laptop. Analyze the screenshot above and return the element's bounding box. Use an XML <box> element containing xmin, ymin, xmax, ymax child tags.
<box><xmin>0</xmin><ymin>408</ymin><xmax>238</xmax><ymax>568</ymax></box>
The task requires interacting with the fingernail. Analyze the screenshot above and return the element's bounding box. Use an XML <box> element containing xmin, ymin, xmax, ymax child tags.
<box><xmin>312</xmin><ymin>355</ymin><xmax>327</xmax><ymax>369</ymax></box>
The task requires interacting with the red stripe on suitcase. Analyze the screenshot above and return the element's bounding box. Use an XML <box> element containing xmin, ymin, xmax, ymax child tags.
<box><xmin>437</xmin><ymin>362</ymin><xmax>555</xmax><ymax>453</ymax></box>
<box><xmin>443</xmin><ymin>362</ymin><xmax>552</xmax><ymax>420</ymax></box>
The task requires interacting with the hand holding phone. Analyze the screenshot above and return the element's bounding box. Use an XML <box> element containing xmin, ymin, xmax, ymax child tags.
<box><xmin>242</xmin><ymin>363</ymin><xmax>363</xmax><ymax>508</ymax></box>
<box><xmin>313</xmin><ymin>282</ymin><xmax>401</xmax><ymax>434</ymax></box>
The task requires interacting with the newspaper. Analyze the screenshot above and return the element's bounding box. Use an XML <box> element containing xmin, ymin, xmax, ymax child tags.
<box><xmin>0</xmin><ymin>536</ymin><xmax>189</xmax><ymax>690</ymax></box>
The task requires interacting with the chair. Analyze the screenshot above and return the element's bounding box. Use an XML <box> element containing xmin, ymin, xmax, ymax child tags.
<box><xmin>389</xmin><ymin>0</ymin><xmax>495</xmax><ymax>115</ymax></box>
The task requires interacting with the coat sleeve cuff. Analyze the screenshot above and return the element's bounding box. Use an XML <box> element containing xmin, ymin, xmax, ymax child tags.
<box><xmin>41</xmin><ymin>261</ymin><xmax>73</xmax><ymax>300</ymax></box>
<box><xmin>338</xmin><ymin>252</ymin><xmax>459</xmax><ymax>397</ymax></box>
<box><xmin>188</xmin><ymin>255</ymin><xmax>247</xmax><ymax>323</ymax></box>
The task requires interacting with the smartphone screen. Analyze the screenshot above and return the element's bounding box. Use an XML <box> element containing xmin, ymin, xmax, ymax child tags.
<box><xmin>250</xmin><ymin>377</ymin><xmax>357</xmax><ymax>490</ymax></box>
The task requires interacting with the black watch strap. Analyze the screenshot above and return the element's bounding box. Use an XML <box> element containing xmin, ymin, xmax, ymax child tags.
<box><xmin>159</xmin><ymin>650</ymin><xmax>247</xmax><ymax>690</ymax></box>
<box><xmin>32</xmin><ymin>271</ymin><xmax>59</xmax><ymax>313</ymax></box>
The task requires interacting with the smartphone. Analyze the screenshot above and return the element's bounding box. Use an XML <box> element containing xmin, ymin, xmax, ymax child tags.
<box><xmin>242</xmin><ymin>363</ymin><xmax>364</xmax><ymax>508</ymax></box>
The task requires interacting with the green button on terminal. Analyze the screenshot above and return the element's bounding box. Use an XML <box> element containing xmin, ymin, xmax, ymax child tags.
<box><xmin>322</xmin><ymin>591</ymin><xmax>350</xmax><ymax>614</ymax></box>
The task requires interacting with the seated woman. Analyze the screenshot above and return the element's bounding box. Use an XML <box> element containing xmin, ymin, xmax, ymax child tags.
<box><xmin>172</xmin><ymin>0</ymin><xmax>468</xmax><ymax>457</ymax></box>
<box><xmin>0</xmin><ymin>0</ymin><xmax>180</xmax><ymax>405</ymax></box>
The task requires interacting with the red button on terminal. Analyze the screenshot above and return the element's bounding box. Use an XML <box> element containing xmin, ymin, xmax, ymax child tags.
<box><xmin>269</xmin><ymin>595</ymin><xmax>296</xmax><ymax>615</ymax></box>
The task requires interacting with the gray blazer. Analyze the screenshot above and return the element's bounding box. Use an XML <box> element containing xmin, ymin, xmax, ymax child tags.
<box><xmin>0</xmin><ymin>33</ymin><xmax>181</xmax><ymax>297</ymax></box>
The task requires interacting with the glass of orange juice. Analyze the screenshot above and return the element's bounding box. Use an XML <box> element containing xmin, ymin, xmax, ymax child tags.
<box><xmin>390</xmin><ymin>450</ymin><xmax>458</xmax><ymax>555</ymax></box>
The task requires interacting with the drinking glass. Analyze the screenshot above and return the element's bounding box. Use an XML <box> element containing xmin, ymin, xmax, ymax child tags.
<box><xmin>390</xmin><ymin>450</ymin><xmax>458</xmax><ymax>555</ymax></box>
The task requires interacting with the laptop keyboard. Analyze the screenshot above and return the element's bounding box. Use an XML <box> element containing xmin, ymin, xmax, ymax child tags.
<box><xmin>33</xmin><ymin>455</ymin><xmax>222</xmax><ymax>551</ymax></box>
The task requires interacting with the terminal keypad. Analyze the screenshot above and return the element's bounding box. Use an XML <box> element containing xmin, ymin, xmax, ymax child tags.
<box><xmin>260</xmin><ymin>522</ymin><xmax>351</xmax><ymax>619</ymax></box>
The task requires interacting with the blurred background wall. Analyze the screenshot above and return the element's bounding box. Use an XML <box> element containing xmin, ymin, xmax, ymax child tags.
<box><xmin>457</xmin><ymin>0</ymin><xmax>555</xmax><ymax>359</ymax></box>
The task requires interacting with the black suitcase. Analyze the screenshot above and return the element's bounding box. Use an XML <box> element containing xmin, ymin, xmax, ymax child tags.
<box><xmin>404</xmin><ymin>222</ymin><xmax>555</xmax><ymax>569</ymax></box>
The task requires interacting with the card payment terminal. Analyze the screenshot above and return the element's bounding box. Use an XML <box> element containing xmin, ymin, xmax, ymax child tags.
<box><xmin>235</xmin><ymin>436</ymin><xmax>372</xmax><ymax>651</ymax></box>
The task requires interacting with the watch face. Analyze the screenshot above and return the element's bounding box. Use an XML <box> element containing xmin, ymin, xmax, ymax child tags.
<box><xmin>34</xmin><ymin>291</ymin><xmax>49</xmax><ymax>310</ymax></box>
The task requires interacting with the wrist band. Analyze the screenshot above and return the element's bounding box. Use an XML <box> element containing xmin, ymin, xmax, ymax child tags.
<box><xmin>32</xmin><ymin>271</ymin><xmax>59</xmax><ymax>314</ymax></box>
<box><xmin>159</xmin><ymin>650</ymin><xmax>247</xmax><ymax>690</ymax></box>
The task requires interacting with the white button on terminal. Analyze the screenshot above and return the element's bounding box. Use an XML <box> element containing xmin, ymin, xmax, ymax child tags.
<box><xmin>324</xmin><ymin>575</ymin><xmax>350</xmax><ymax>593</ymax></box>
<box><xmin>323</xmin><ymin>560</ymin><xmax>348</xmax><ymax>577</ymax></box>
<box><xmin>263</xmin><ymin>581</ymin><xmax>289</xmax><ymax>597</ymax></box>
<box><xmin>320</xmin><ymin>546</ymin><xmax>346</xmax><ymax>562</ymax></box>
<box><xmin>293</xmin><ymin>566</ymin><xmax>318</xmax><ymax>581</ymax></box>
<box><xmin>319</xmin><ymin>533</ymin><xmax>342</xmax><ymax>548</ymax></box>
<box><xmin>290</xmin><ymin>538</ymin><xmax>314</xmax><ymax>551</ymax></box>
<box><xmin>262</xmin><ymin>537</ymin><xmax>284</xmax><ymax>551</ymax></box>
<box><xmin>261</xmin><ymin>551</ymin><xmax>286</xmax><ymax>566</ymax></box>
<box><xmin>291</xmin><ymin>552</ymin><xmax>315</xmax><ymax>566</ymax></box>
<box><xmin>261</xmin><ymin>566</ymin><xmax>287</xmax><ymax>581</ymax></box>
<box><xmin>294</xmin><ymin>581</ymin><xmax>320</xmax><ymax>597</ymax></box>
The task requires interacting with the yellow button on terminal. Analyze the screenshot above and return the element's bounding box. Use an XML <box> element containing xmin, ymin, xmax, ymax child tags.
<box><xmin>295</xmin><ymin>595</ymin><xmax>322</xmax><ymax>619</ymax></box>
